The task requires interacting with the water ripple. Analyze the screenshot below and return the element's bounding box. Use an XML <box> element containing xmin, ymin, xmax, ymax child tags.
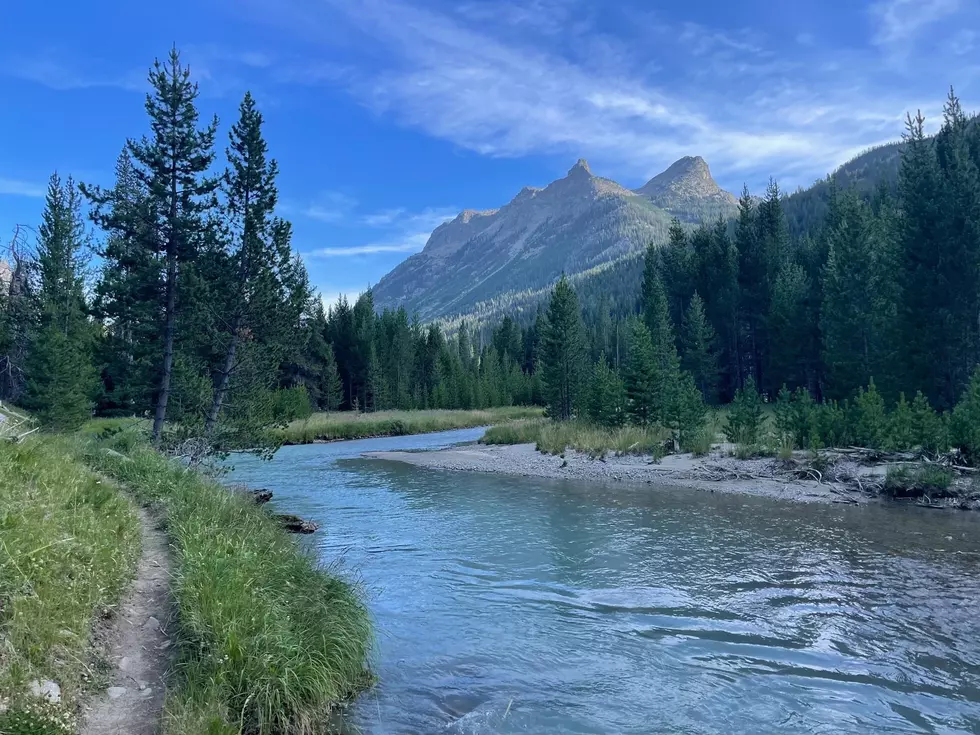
<box><xmin>226</xmin><ymin>429</ymin><xmax>980</xmax><ymax>735</ymax></box>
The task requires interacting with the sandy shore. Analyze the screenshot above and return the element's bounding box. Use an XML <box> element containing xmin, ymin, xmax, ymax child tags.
<box><xmin>363</xmin><ymin>443</ymin><xmax>892</xmax><ymax>506</ymax></box>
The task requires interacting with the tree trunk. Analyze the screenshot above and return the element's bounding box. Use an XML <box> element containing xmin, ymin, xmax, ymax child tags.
<box><xmin>152</xmin><ymin>252</ymin><xmax>177</xmax><ymax>445</ymax></box>
<box><xmin>205</xmin><ymin>320</ymin><xmax>242</xmax><ymax>436</ymax></box>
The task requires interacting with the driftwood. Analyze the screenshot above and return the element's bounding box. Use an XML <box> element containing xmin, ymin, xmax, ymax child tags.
<box><xmin>0</xmin><ymin>402</ymin><xmax>37</xmax><ymax>443</ymax></box>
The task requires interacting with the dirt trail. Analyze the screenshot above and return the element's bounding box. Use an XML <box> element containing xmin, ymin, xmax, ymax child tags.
<box><xmin>81</xmin><ymin>504</ymin><xmax>173</xmax><ymax>735</ymax></box>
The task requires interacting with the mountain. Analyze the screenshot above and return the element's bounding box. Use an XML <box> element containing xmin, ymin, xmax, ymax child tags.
<box><xmin>783</xmin><ymin>141</ymin><xmax>905</xmax><ymax>237</ymax></box>
<box><xmin>372</xmin><ymin>157</ymin><xmax>738</xmax><ymax>322</ymax></box>
<box><xmin>634</xmin><ymin>155</ymin><xmax>738</xmax><ymax>223</ymax></box>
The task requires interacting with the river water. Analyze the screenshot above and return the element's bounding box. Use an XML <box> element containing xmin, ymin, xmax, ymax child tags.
<box><xmin>227</xmin><ymin>428</ymin><xmax>980</xmax><ymax>734</ymax></box>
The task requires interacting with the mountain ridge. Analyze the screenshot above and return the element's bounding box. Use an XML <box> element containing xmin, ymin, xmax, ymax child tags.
<box><xmin>372</xmin><ymin>155</ymin><xmax>738</xmax><ymax>321</ymax></box>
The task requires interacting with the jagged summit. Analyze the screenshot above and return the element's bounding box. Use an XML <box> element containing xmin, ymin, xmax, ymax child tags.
<box><xmin>373</xmin><ymin>155</ymin><xmax>739</xmax><ymax>320</ymax></box>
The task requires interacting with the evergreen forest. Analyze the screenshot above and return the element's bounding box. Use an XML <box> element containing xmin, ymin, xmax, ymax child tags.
<box><xmin>2</xmin><ymin>49</ymin><xmax>980</xmax><ymax>458</ymax></box>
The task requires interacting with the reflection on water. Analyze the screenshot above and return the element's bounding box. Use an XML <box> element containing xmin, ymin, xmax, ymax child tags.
<box><xmin>227</xmin><ymin>428</ymin><xmax>980</xmax><ymax>734</ymax></box>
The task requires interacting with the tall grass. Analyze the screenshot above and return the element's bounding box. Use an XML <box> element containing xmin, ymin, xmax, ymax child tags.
<box><xmin>82</xmin><ymin>435</ymin><xmax>373</xmax><ymax>735</ymax></box>
<box><xmin>281</xmin><ymin>406</ymin><xmax>543</xmax><ymax>444</ymax></box>
<box><xmin>0</xmin><ymin>436</ymin><xmax>141</xmax><ymax>734</ymax></box>
<box><xmin>482</xmin><ymin>419</ymin><xmax>668</xmax><ymax>458</ymax></box>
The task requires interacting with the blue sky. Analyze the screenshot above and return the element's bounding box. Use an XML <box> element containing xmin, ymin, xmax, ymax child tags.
<box><xmin>2</xmin><ymin>0</ymin><xmax>978</xmax><ymax>305</ymax></box>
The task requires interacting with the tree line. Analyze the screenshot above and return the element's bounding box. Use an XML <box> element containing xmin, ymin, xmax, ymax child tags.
<box><xmin>0</xmin><ymin>49</ymin><xmax>537</xmax><ymax>443</ymax></box>
<box><xmin>533</xmin><ymin>88</ymin><xmax>980</xmax><ymax>458</ymax></box>
<box><xmin>3</xmin><ymin>61</ymin><xmax>979</xmax><ymax>457</ymax></box>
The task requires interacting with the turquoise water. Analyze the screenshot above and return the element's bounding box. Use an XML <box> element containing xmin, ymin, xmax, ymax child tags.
<box><xmin>227</xmin><ymin>428</ymin><xmax>980</xmax><ymax>734</ymax></box>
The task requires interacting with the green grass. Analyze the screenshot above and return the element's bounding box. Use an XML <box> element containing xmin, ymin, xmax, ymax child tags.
<box><xmin>280</xmin><ymin>406</ymin><xmax>544</xmax><ymax>444</ymax></box>
<box><xmin>482</xmin><ymin>419</ymin><xmax>668</xmax><ymax>459</ymax></box>
<box><xmin>0</xmin><ymin>436</ymin><xmax>141</xmax><ymax>734</ymax></box>
<box><xmin>80</xmin><ymin>434</ymin><xmax>373</xmax><ymax>735</ymax></box>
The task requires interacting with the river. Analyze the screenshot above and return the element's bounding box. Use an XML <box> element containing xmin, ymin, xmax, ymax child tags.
<box><xmin>226</xmin><ymin>428</ymin><xmax>980</xmax><ymax>734</ymax></box>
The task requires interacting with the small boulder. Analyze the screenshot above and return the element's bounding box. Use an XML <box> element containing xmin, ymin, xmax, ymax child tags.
<box><xmin>107</xmin><ymin>687</ymin><xmax>128</xmax><ymax>699</ymax></box>
<box><xmin>28</xmin><ymin>679</ymin><xmax>61</xmax><ymax>704</ymax></box>
<box><xmin>250</xmin><ymin>488</ymin><xmax>273</xmax><ymax>504</ymax></box>
<box><xmin>274</xmin><ymin>514</ymin><xmax>319</xmax><ymax>534</ymax></box>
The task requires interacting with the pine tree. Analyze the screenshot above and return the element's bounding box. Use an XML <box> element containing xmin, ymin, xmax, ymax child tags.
<box><xmin>587</xmin><ymin>353</ymin><xmax>625</xmax><ymax>427</ymax></box>
<box><xmin>624</xmin><ymin>317</ymin><xmax>657</xmax><ymax>426</ymax></box>
<box><xmin>819</xmin><ymin>190</ymin><xmax>886</xmax><ymax>399</ymax></box>
<box><xmin>23</xmin><ymin>174</ymin><xmax>97</xmax><ymax>429</ymax></box>
<box><xmin>85</xmin><ymin>48</ymin><xmax>218</xmax><ymax>443</ymax></box>
<box><xmin>679</xmin><ymin>292</ymin><xmax>719</xmax><ymax>403</ymax></box>
<box><xmin>724</xmin><ymin>376</ymin><xmax>764</xmax><ymax>445</ymax></box>
<box><xmin>894</xmin><ymin>102</ymin><xmax>979</xmax><ymax>409</ymax></box>
<box><xmin>640</xmin><ymin>253</ymin><xmax>684</xmax><ymax>423</ymax></box>
<box><xmin>768</xmin><ymin>261</ymin><xmax>809</xmax><ymax>392</ymax></box>
<box><xmin>205</xmin><ymin>92</ymin><xmax>309</xmax><ymax>435</ymax></box>
<box><xmin>321</xmin><ymin>342</ymin><xmax>343</xmax><ymax>411</ymax></box>
<box><xmin>661</xmin><ymin>219</ymin><xmax>694</xmax><ymax>329</ymax></box>
<box><xmin>88</xmin><ymin>150</ymin><xmax>160</xmax><ymax>416</ymax></box>
<box><xmin>540</xmin><ymin>275</ymin><xmax>587</xmax><ymax>420</ymax></box>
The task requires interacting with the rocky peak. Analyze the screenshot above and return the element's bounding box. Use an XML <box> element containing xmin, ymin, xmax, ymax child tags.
<box><xmin>634</xmin><ymin>155</ymin><xmax>733</xmax><ymax>204</ymax></box>
<box><xmin>567</xmin><ymin>158</ymin><xmax>592</xmax><ymax>177</ymax></box>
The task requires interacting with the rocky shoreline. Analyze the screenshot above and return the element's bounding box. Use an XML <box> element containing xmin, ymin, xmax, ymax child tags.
<box><xmin>364</xmin><ymin>442</ymin><xmax>980</xmax><ymax>510</ymax></box>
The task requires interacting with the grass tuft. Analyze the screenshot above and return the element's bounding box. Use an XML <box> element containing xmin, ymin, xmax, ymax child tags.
<box><xmin>81</xmin><ymin>434</ymin><xmax>373</xmax><ymax>734</ymax></box>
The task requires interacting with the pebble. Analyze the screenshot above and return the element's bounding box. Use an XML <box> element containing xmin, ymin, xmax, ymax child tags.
<box><xmin>107</xmin><ymin>687</ymin><xmax>128</xmax><ymax>699</ymax></box>
<box><xmin>143</xmin><ymin>616</ymin><xmax>161</xmax><ymax>631</ymax></box>
<box><xmin>119</xmin><ymin>656</ymin><xmax>131</xmax><ymax>671</ymax></box>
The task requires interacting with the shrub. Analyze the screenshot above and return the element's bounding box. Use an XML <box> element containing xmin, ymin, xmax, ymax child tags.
<box><xmin>815</xmin><ymin>399</ymin><xmax>852</xmax><ymax>448</ymax></box>
<box><xmin>683</xmin><ymin>425</ymin><xmax>714</xmax><ymax>456</ymax></box>
<box><xmin>724</xmin><ymin>377</ymin><xmax>764</xmax><ymax>445</ymax></box>
<box><xmin>888</xmin><ymin>393</ymin><xmax>914</xmax><ymax>451</ymax></box>
<box><xmin>883</xmin><ymin>465</ymin><xmax>955</xmax><ymax>498</ymax></box>
<box><xmin>269</xmin><ymin>386</ymin><xmax>314</xmax><ymax>422</ymax></box>
<box><xmin>774</xmin><ymin>385</ymin><xmax>818</xmax><ymax>449</ymax></box>
<box><xmin>586</xmin><ymin>354</ymin><xmax>626</xmax><ymax>428</ymax></box>
<box><xmin>950</xmin><ymin>368</ymin><xmax>980</xmax><ymax>464</ymax></box>
<box><xmin>853</xmin><ymin>379</ymin><xmax>888</xmax><ymax>449</ymax></box>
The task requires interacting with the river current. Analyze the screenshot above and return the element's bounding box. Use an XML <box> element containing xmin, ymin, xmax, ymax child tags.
<box><xmin>227</xmin><ymin>428</ymin><xmax>980</xmax><ymax>734</ymax></box>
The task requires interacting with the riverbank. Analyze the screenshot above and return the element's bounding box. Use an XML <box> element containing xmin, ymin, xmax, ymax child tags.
<box><xmin>1</xmin><ymin>427</ymin><xmax>373</xmax><ymax>735</ymax></box>
<box><xmin>365</xmin><ymin>442</ymin><xmax>980</xmax><ymax>509</ymax></box>
<box><xmin>83</xmin><ymin>434</ymin><xmax>373</xmax><ymax>733</ymax></box>
<box><xmin>280</xmin><ymin>406</ymin><xmax>543</xmax><ymax>444</ymax></box>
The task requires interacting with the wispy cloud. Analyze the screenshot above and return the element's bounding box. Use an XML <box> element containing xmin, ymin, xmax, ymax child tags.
<box><xmin>310</xmin><ymin>236</ymin><xmax>428</xmax><ymax>257</ymax></box>
<box><xmin>0</xmin><ymin>177</ymin><xmax>45</xmax><ymax>198</ymax></box>
<box><xmin>243</xmin><ymin>0</ymin><xmax>975</xmax><ymax>189</ymax></box>
<box><xmin>307</xmin><ymin>205</ymin><xmax>456</xmax><ymax>258</ymax></box>
<box><xmin>870</xmin><ymin>0</ymin><xmax>959</xmax><ymax>46</ymax></box>
<box><xmin>4</xmin><ymin>52</ymin><xmax>144</xmax><ymax>91</ymax></box>
<box><xmin>282</xmin><ymin>190</ymin><xmax>359</xmax><ymax>223</ymax></box>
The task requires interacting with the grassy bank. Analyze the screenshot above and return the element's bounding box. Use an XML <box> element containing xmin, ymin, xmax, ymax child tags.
<box><xmin>0</xmin><ymin>436</ymin><xmax>141</xmax><ymax>734</ymax></box>
<box><xmin>82</xmin><ymin>434</ymin><xmax>373</xmax><ymax>734</ymax></box>
<box><xmin>482</xmin><ymin>419</ymin><xmax>670</xmax><ymax>458</ymax></box>
<box><xmin>281</xmin><ymin>406</ymin><xmax>544</xmax><ymax>444</ymax></box>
